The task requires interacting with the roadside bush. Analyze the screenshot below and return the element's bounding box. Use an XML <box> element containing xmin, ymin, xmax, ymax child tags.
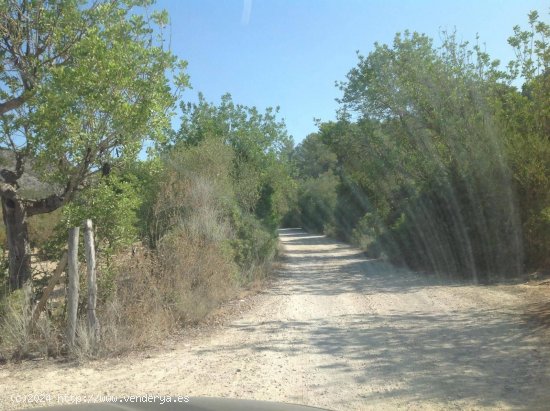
<box><xmin>350</xmin><ymin>213</ymin><xmax>381</xmax><ymax>256</ymax></box>
<box><xmin>97</xmin><ymin>250</ymin><xmax>172</xmax><ymax>355</ymax></box>
<box><xmin>291</xmin><ymin>21</ymin><xmax>549</xmax><ymax>279</ymax></box>
<box><xmin>0</xmin><ymin>287</ymin><xmax>60</xmax><ymax>360</ymax></box>
<box><xmin>145</xmin><ymin>137</ymin><xmax>252</xmax><ymax>319</ymax></box>
<box><xmin>151</xmin><ymin>137</ymin><xmax>278</xmax><ymax>277</ymax></box>
<box><xmin>148</xmin><ymin>138</ymin><xmax>234</xmax><ymax>245</ymax></box>
<box><xmin>157</xmin><ymin>226</ymin><xmax>237</xmax><ymax>323</ymax></box>
<box><xmin>231</xmin><ymin>211</ymin><xmax>277</xmax><ymax>283</ymax></box>
<box><xmin>0</xmin><ymin>110</ymin><xmax>285</xmax><ymax>361</ymax></box>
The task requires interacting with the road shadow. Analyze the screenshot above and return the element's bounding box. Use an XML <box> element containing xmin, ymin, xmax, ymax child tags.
<box><xmin>197</xmin><ymin>308</ymin><xmax>549</xmax><ymax>409</ymax></box>
<box><xmin>273</xmin><ymin>228</ymin><xmax>468</xmax><ymax>296</ymax></box>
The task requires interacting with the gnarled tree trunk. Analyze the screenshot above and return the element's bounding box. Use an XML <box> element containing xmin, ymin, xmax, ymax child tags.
<box><xmin>2</xmin><ymin>196</ymin><xmax>32</xmax><ymax>290</ymax></box>
<box><xmin>0</xmin><ymin>165</ymin><xmax>76</xmax><ymax>290</ymax></box>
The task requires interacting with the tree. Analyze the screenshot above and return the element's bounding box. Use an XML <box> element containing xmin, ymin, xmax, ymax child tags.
<box><xmin>293</xmin><ymin>132</ymin><xmax>337</xmax><ymax>179</ymax></box>
<box><xmin>0</xmin><ymin>0</ymin><xmax>187</xmax><ymax>289</ymax></box>
<box><xmin>330</xmin><ymin>30</ymin><xmax>524</xmax><ymax>278</ymax></box>
<box><xmin>174</xmin><ymin>93</ymin><xmax>293</xmax><ymax>222</ymax></box>
<box><xmin>501</xmin><ymin>10</ymin><xmax>550</xmax><ymax>269</ymax></box>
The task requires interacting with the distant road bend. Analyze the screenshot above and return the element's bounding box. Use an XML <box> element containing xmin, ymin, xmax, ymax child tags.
<box><xmin>1</xmin><ymin>228</ymin><xmax>550</xmax><ymax>410</ymax></box>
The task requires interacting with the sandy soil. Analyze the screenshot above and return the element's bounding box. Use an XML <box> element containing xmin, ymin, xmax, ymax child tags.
<box><xmin>1</xmin><ymin>228</ymin><xmax>550</xmax><ymax>410</ymax></box>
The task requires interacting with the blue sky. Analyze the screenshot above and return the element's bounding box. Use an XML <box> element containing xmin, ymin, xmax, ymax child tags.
<box><xmin>154</xmin><ymin>0</ymin><xmax>548</xmax><ymax>145</ymax></box>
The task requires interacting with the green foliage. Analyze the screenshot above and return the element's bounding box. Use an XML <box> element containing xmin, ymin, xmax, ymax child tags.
<box><xmin>0</xmin><ymin>0</ymin><xmax>188</xmax><ymax>288</ymax></box>
<box><xmin>153</xmin><ymin>93</ymin><xmax>295</xmax><ymax>276</ymax></box>
<box><xmin>148</xmin><ymin>137</ymin><xmax>235</xmax><ymax>246</ymax></box>
<box><xmin>154</xmin><ymin>95</ymin><xmax>294</xmax><ymax>282</ymax></box>
<box><xmin>498</xmin><ymin>11</ymin><xmax>550</xmax><ymax>269</ymax></box>
<box><xmin>295</xmin><ymin>172</ymin><xmax>339</xmax><ymax>234</ymax></box>
<box><xmin>27</xmin><ymin>2</ymin><xmax>185</xmax><ymax>186</ymax></box>
<box><xmin>0</xmin><ymin>1</ymin><xmax>295</xmax><ymax>358</ymax></box>
<box><xmin>334</xmin><ymin>29</ymin><xmax>525</xmax><ymax>278</ymax></box>
<box><xmin>293</xmin><ymin>133</ymin><xmax>338</xmax><ymax>179</ymax></box>
<box><xmin>150</xmin><ymin>127</ymin><xmax>282</xmax><ymax>280</ymax></box>
<box><xmin>291</xmin><ymin>10</ymin><xmax>549</xmax><ymax>278</ymax></box>
<box><xmin>231</xmin><ymin>211</ymin><xmax>277</xmax><ymax>278</ymax></box>
<box><xmin>127</xmin><ymin>157</ymin><xmax>165</xmax><ymax>243</ymax></box>
<box><xmin>285</xmin><ymin>133</ymin><xmax>338</xmax><ymax>232</ymax></box>
<box><xmin>61</xmin><ymin>176</ymin><xmax>141</xmax><ymax>252</ymax></box>
<box><xmin>350</xmin><ymin>212</ymin><xmax>381</xmax><ymax>255</ymax></box>
<box><xmin>1</xmin><ymin>0</ymin><xmax>187</xmax><ymax>187</ymax></box>
<box><xmin>173</xmin><ymin>93</ymin><xmax>294</xmax><ymax>220</ymax></box>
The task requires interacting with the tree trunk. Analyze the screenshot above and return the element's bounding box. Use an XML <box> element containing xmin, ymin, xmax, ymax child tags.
<box><xmin>2</xmin><ymin>197</ymin><xmax>32</xmax><ymax>290</ymax></box>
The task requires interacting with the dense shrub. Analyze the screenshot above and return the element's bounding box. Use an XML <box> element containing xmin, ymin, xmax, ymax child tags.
<box><xmin>231</xmin><ymin>211</ymin><xmax>277</xmax><ymax>282</ymax></box>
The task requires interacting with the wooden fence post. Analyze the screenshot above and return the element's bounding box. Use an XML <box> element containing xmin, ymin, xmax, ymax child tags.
<box><xmin>84</xmin><ymin>219</ymin><xmax>99</xmax><ymax>343</ymax></box>
<box><xmin>66</xmin><ymin>227</ymin><xmax>80</xmax><ymax>347</ymax></box>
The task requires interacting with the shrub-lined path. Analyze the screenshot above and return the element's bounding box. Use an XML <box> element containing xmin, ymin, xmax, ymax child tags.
<box><xmin>1</xmin><ymin>228</ymin><xmax>550</xmax><ymax>410</ymax></box>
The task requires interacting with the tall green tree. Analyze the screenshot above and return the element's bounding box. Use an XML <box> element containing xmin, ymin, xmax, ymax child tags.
<box><xmin>173</xmin><ymin>93</ymin><xmax>294</xmax><ymax>225</ymax></box>
<box><xmin>331</xmin><ymin>30</ymin><xmax>522</xmax><ymax>278</ymax></box>
<box><xmin>500</xmin><ymin>11</ymin><xmax>550</xmax><ymax>268</ymax></box>
<box><xmin>0</xmin><ymin>0</ymin><xmax>187</xmax><ymax>289</ymax></box>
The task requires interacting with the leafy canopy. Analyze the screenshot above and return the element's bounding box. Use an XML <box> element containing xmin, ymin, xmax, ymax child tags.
<box><xmin>0</xmin><ymin>0</ymin><xmax>188</xmax><ymax>205</ymax></box>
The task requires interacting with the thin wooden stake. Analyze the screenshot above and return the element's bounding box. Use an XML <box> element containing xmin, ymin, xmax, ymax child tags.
<box><xmin>84</xmin><ymin>219</ymin><xmax>99</xmax><ymax>343</ymax></box>
<box><xmin>66</xmin><ymin>227</ymin><xmax>80</xmax><ymax>347</ymax></box>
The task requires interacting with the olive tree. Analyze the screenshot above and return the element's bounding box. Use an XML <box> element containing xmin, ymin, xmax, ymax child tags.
<box><xmin>0</xmin><ymin>0</ymin><xmax>187</xmax><ymax>289</ymax></box>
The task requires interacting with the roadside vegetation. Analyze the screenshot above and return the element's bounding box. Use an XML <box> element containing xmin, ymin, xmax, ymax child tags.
<box><xmin>289</xmin><ymin>11</ymin><xmax>549</xmax><ymax>282</ymax></box>
<box><xmin>0</xmin><ymin>0</ymin><xmax>292</xmax><ymax>360</ymax></box>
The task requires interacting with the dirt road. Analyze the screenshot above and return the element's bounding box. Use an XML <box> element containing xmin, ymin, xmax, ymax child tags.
<box><xmin>1</xmin><ymin>228</ymin><xmax>550</xmax><ymax>410</ymax></box>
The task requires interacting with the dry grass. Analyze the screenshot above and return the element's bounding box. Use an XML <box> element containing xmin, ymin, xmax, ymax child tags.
<box><xmin>0</xmin><ymin>286</ymin><xmax>62</xmax><ymax>360</ymax></box>
<box><xmin>87</xmin><ymin>225</ymin><xmax>238</xmax><ymax>356</ymax></box>
<box><xmin>157</xmin><ymin>227</ymin><xmax>237</xmax><ymax>324</ymax></box>
<box><xmin>95</xmin><ymin>250</ymin><xmax>173</xmax><ymax>356</ymax></box>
